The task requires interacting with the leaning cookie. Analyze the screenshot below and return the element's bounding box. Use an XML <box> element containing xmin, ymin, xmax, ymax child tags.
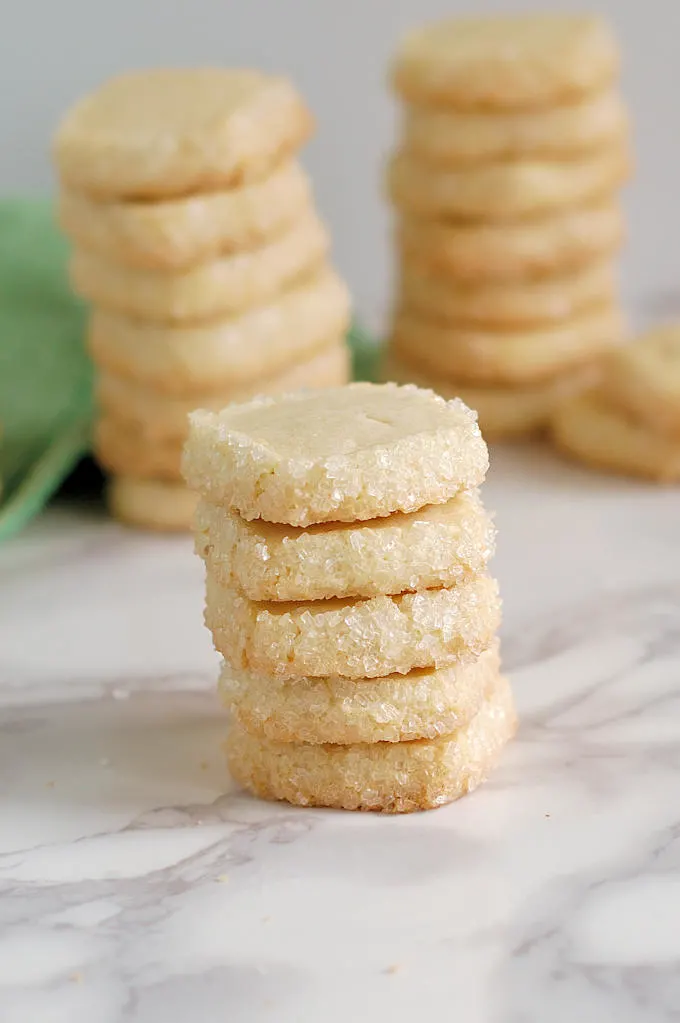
<box><xmin>598</xmin><ymin>324</ymin><xmax>680</xmax><ymax>436</ymax></box>
<box><xmin>108</xmin><ymin>477</ymin><xmax>198</xmax><ymax>531</ymax></box>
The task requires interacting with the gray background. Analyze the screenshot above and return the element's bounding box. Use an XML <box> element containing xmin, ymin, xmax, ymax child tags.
<box><xmin>4</xmin><ymin>0</ymin><xmax>679</xmax><ymax>332</ymax></box>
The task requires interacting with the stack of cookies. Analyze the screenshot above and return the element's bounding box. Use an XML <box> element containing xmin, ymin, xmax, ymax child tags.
<box><xmin>383</xmin><ymin>13</ymin><xmax>630</xmax><ymax>441</ymax></box>
<box><xmin>183</xmin><ymin>382</ymin><xmax>516</xmax><ymax>813</ymax></box>
<box><xmin>552</xmin><ymin>324</ymin><xmax>680</xmax><ymax>481</ymax></box>
<box><xmin>53</xmin><ymin>69</ymin><xmax>351</xmax><ymax>530</ymax></box>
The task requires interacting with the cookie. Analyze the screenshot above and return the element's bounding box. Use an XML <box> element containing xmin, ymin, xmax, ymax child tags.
<box><xmin>226</xmin><ymin>672</ymin><xmax>516</xmax><ymax>812</ymax></box>
<box><xmin>108</xmin><ymin>477</ymin><xmax>197</xmax><ymax>531</ymax></box>
<box><xmin>551</xmin><ymin>393</ymin><xmax>680</xmax><ymax>482</ymax></box>
<box><xmin>399</xmin><ymin>257</ymin><xmax>617</xmax><ymax>328</ymax></box>
<box><xmin>95</xmin><ymin>417</ymin><xmax>183</xmax><ymax>480</ymax></box>
<box><xmin>54</xmin><ymin>69</ymin><xmax>313</xmax><ymax>199</ymax></box>
<box><xmin>388</xmin><ymin>145</ymin><xmax>629</xmax><ymax>221</ymax></box>
<box><xmin>391</xmin><ymin>306</ymin><xmax>624</xmax><ymax>385</ymax></box>
<box><xmin>220</xmin><ymin>642</ymin><xmax>499</xmax><ymax>744</ymax></box>
<box><xmin>399</xmin><ymin>203</ymin><xmax>624</xmax><ymax>283</ymax></box>
<box><xmin>391</xmin><ymin>14</ymin><xmax>619</xmax><ymax>110</ymax></box>
<box><xmin>182</xmin><ymin>382</ymin><xmax>488</xmax><ymax>525</ymax></box>
<box><xmin>96</xmin><ymin>342</ymin><xmax>351</xmax><ymax>442</ymax></box>
<box><xmin>599</xmin><ymin>324</ymin><xmax>680</xmax><ymax>435</ymax></box>
<box><xmin>205</xmin><ymin>571</ymin><xmax>501</xmax><ymax>680</ymax></box>
<box><xmin>383</xmin><ymin>351</ymin><xmax>599</xmax><ymax>440</ymax></box>
<box><xmin>196</xmin><ymin>489</ymin><xmax>495</xmax><ymax>601</ymax></box>
<box><xmin>58</xmin><ymin>160</ymin><xmax>312</xmax><ymax>270</ymax></box>
<box><xmin>70</xmin><ymin>208</ymin><xmax>329</xmax><ymax>322</ymax></box>
<box><xmin>402</xmin><ymin>89</ymin><xmax>628</xmax><ymax>165</ymax></box>
<box><xmin>88</xmin><ymin>265</ymin><xmax>350</xmax><ymax>394</ymax></box>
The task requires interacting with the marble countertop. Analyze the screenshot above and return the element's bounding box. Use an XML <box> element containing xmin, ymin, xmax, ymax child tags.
<box><xmin>1</xmin><ymin>444</ymin><xmax>680</xmax><ymax>1023</ymax></box>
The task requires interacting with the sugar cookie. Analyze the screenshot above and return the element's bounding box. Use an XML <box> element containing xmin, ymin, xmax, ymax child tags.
<box><xmin>399</xmin><ymin>203</ymin><xmax>623</xmax><ymax>283</ymax></box>
<box><xmin>402</xmin><ymin>89</ymin><xmax>628</xmax><ymax>165</ymax></box>
<box><xmin>399</xmin><ymin>257</ymin><xmax>616</xmax><ymax>327</ymax></box>
<box><xmin>71</xmin><ymin>209</ymin><xmax>329</xmax><ymax>322</ymax></box>
<box><xmin>391</xmin><ymin>306</ymin><xmax>624</xmax><ymax>384</ymax></box>
<box><xmin>196</xmin><ymin>489</ymin><xmax>494</xmax><ymax>601</ymax></box>
<box><xmin>227</xmin><ymin>672</ymin><xmax>516</xmax><ymax>812</ymax></box>
<box><xmin>220</xmin><ymin>642</ymin><xmax>499</xmax><ymax>744</ymax></box>
<box><xmin>388</xmin><ymin>145</ymin><xmax>629</xmax><ymax>221</ymax></box>
<box><xmin>95</xmin><ymin>418</ymin><xmax>182</xmax><ymax>480</ymax></box>
<box><xmin>58</xmin><ymin>160</ymin><xmax>312</xmax><ymax>269</ymax></box>
<box><xmin>108</xmin><ymin>477</ymin><xmax>197</xmax><ymax>531</ymax></box>
<box><xmin>183</xmin><ymin>382</ymin><xmax>488</xmax><ymax>525</ymax></box>
<box><xmin>88</xmin><ymin>265</ymin><xmax>350</xmax><ymax>393</ymax></box>
<box><xmin>599</xmin><ymin>325</ymin><xmax>680</xmax><ymax>435</ymax></box>
<box><xmin>383</xmin><ymin>351</ymin><xmax>598</xmax><ymax>440</ymax></box>
<box><xmin>96</xmin><ymin>342</ymin><xmax>351</xmax><ymax>442</ymax></box>
<box><xmin>551</xmin><ymin>394</ymin><xmax>680</xmax><ymax>482</ymax></box>
<box><xmin>391</xmin><ymin>15</ymin><xmax>619</xmax><ymax>110</ymax></box>
<box><xmin>54</xmin><ymin>69</ymin><xmax>312</xmax><ymax>199</ymax></box>
<box><xmin>205</xmin><ymin>572</ymin><xmax>501</xmax><ymax>680</ymax></box>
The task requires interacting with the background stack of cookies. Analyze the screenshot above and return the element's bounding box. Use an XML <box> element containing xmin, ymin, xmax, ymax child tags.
<box><xmin>183</xmin><ymin>382</ymin><xmax>516</xmax><ymax>813</ymax></box>
<box><xmin>53</xmin><ymin>69</ymin><xmax>351</xmax><ymax>531</ymax></box>
<box><xmin>383</xmin><ymin>13</ymin><xmax>630</xmax><ymax>441</ymax></box>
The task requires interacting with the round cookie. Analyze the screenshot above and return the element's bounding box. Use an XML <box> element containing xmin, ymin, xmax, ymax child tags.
<box><xmin>108</xmin><ymin>477</ymin><xmax>197</xmax><ymax>531</ymax></box>
<box><xmin>70</xmin><ymin>208</ymin><xmax>329</xmax><ymax>322</ymax></box>
<box><xmin>95</xmin><ymin>418</ymin><xmax>182</xmax><ymax>480</ymax></box>
<box><xmin>96</xmin><ymin>342</ymin><xmax>351</xmax><ymax>442</ymax></box>
<box><xmin>391</xmin><ymin>306</ymin><xmax>624</xmax><ymax>385</ymax></box>
<box><xmin>205</xmin><ymin>572</ymin><xmax>501</xmax><ymax>680</ymax></box>
<box><xmin>182</xmin><ymin>382</ymin><xmax>488</xmax><ymax>525</ymax></box>
<box><xmin>399</xmin><ymin>257</ymin><xmax>617</xmax><ymax>328</ymax></box>
<box><xmin>399</xmin><ymin>203</ymin><xmax>624</xmax><ymax>283</ymax></box>
<box><xmin>391</xmin><ymin>14</ymin><xmax>619</xmax><ymax>110</ymax></box>
<box><xmin>387</xmin><ymin>145</ymin><xmax>629</xmax><ymax>221</ymax></box>
<box><xmin>88</xmin><ymin>265</ymin><xmax>350</xmax><ymax>394</ymax></box>
<box><xmin>58</xmin><ymin>160</ymin><xmax>312</xmax><ymax>270</ymax></box>
<box><xmin>226</xmin><ymin>672</ymin><xmax>516</xmax><ymax>813</ymax></box>
<box><xmin>220</xmin><ymin>642</ymin><xmax>500</xmax><ymax>744</ymax></box>
<box><xmin>551</xmin><ymin>393</ymin><xmax>680</xmax><ymax>482</ymax></box>
<box><xmin>54</xmin><ymin>69</ymin><xmax>313</xmax><ymax>199</ymax></box>
<box><xmin>599</xmin><ymin>324</ymin><xmax>680</xmax><ymax>435</ymax></box>
<box><xmin>196</xmin><ymin>489</ymin><xmax>495</xmax><ymax>601</ymax></box>
<box><xmin>402</xmin><ymin>89</ymin><xmax>628</xmax><ymax>165</ymax></box>
<box><xmin>383</xmin><ymin>351</ymin><xmax>599</xmax><ymax>441</ymax></box>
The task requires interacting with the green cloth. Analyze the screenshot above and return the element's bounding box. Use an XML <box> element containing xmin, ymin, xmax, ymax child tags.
<box><xmin>0</xmin><ymin>199</ymin><xmax>379</xmax><ymax>542</ymax></box>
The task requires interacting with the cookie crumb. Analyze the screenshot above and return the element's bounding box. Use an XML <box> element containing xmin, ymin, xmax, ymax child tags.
<box><xmin>385</xmin><ymin>964</ymin><xmax>401</xmax><ymax>975</ymax></box>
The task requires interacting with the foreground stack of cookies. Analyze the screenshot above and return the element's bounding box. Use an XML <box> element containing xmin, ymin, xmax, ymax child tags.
<box><xmin>183</xmin><ymin>382</ymin><xmax>515</xmax><ymax>813</ymax></box>
<box><xmin>53</xmin><ymin>69</ymin><xmax>351</xmax><ymax>530</ymax></box>
<box><xmin>383</xmin><ymin>13</ymin><xmax>630</xmax><ymax>440</ymax></box>
<box><xmin>552</xmin><ymin>324</ymin><xmax>680</xmax><ymax>481</ymax></box>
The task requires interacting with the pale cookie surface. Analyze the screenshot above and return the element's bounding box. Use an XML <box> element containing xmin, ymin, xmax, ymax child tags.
<box><xmin>388</xmin><ymin>145</ymin><xmax>629</xmax><ymax>221</ymax></box>
<box><xmin>552</xmin><ymin>394</ymin><xmax>680</xmax><ymax>482</ymax></box>
<box><xmin>403</xmin><ymin>89</ymin><xmax>628</xmax><ymax>165</ymax></box>
<box><xmin>58</xmin><ymin>160</ymin><xmax>312</xmax><ymax>269</ymax></box>
<box><xmin>196</xmin><ymin>489</ymin><xmax>495</xmax><ymax>601</ymax></box>
<box><xmin>399</xmin><ymin>257</ymin><xmax>616</xmax><ymax>327</ymax></box>
<box><xmin>399</xmin><ymin>203</ymin><xmax>624</xmax><ymax>283</ymax></box>
<box><xmin>96</xmin><ymin>343</ymin><xmax>351</xmax><ymax>442</ymax></box>
<box><xmin>71</xmin><ymin>209</ymin><xmax>329</xmax><ymax>322</ymax></box>
<box><xmin>54</xmin><ymin>69</ymin><xmax>312</xmax><ymax>199</ymax></box>
<box><xmin>227</xmin><ymin>672</ymin><xmax>516</xmax><ymax>813</ymax></box>
<box><xmin>205</xmin><ymin>572</ymin><xmax>501</xmax><ymax>680</ymax></box>
<box><xmin>392</xmin><ymin>306</ymin><xmax>624</xmax><ymax>385</ymax></box>
<box><xmin>383</xmin><ymin>352</ymin><xmax>599</xmax><ymax>440</ymax></box>
<box><xmin>599</xmin><ymin>325</ymin><xmax>680</xmax><ymax>435</ymax></box>
<box><xmin>88</xmin><ymin>265</ymin><xmax>350</xmax><ymax>393</ymax></box>
<box><xmin>183</xmin><ymin>382</ymin><xmax>488</xmax><ymax>525</ymax></box>
<box><xmin>391</xmin><ymin>14</ymin><xmax>618</xmax><ymax>110</ymax></box>
<box><xmin>220</xmin><ymin>642</ymin><xmax>499</xmax><ymax>744</ymax></box>
<box><xmin>95</xmin><ymin>418</ymin><xmax>183</xmax><ymax>480</ymax></box>
<box><xmin>108</xmin><ymin>477</ymin><xmax>197</xmax><ymax>531</ymax></box>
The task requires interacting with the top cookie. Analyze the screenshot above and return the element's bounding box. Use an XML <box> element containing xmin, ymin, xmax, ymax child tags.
<box><xmin>182</xmin><ymin>382</ymin><xmax>488</xmax><ymax>525</ymax></box>
<box><xmin>53</xmin><ymin>69</ymin><xmax>312</xmax><ymax>199</ymax></box>
<box><xmin>391</xmin><ymin>14</ymin><xmax>619</xmax><ymax>110</ymax></box>
<box><xmin>600</xmin><ymin>324</ymin><xmax>680</xmax><ymax>435</ymax></box>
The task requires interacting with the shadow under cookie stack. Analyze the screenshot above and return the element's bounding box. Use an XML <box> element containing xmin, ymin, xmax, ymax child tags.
<box><xmin>53</xmin><ymin>69</ymin><xmax>351</xmax><ymax>531</ymax></box>
<box><xmin>183</xmin><ymin>382</ymin><xmax>516</xmax><ymax>813</ymax></box>
<box><xmin>383</xmin><ymin>13</ymin><xmax>630</xmax><ymax>441</ymax></box>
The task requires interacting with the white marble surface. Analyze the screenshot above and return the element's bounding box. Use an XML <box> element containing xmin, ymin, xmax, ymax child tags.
<box><xmin>1</xmin><ymin>444</ymin><xmax>680</xmax><ymax>1023</ymax></box>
